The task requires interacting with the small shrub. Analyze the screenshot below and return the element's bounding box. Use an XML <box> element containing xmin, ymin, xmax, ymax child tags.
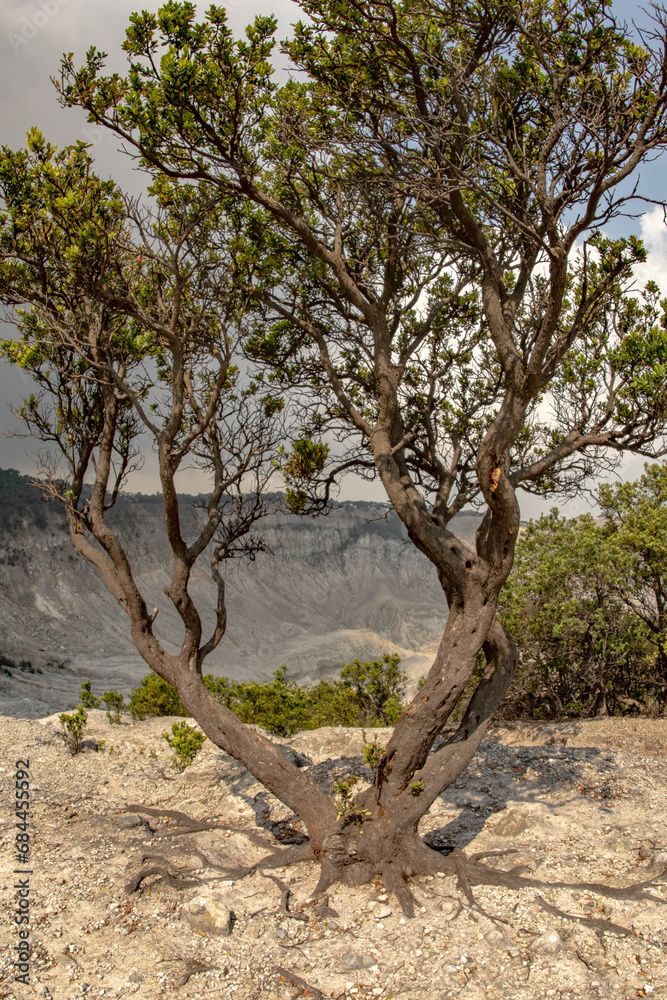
<box><xmin>80</xmin><ymin>680</ymin><xmax>100</xmax><ymax>709</ymax></box>
<box><xmin>2</xmin><ymin>668</ymin><xmax>12</xmax><ymax>677</ymax></box>
<box><xmin>129</xmin><ymin>673</ymin><xmax>185</xmax><ymax>719</ymax></box>
<box><xmin>59</xmin><ymin>706</ymin><xmax>87</xmax><ymax>755</ymax></box>
<box><xmin>101</xmin><ymin>690</ymin><xmax>124</xmax><ymax>724</ymax></box>
<box><xmin>333</xmin><ymin>774</ymin><xmax>370</xmax><ymax>826</ymax></box>
<box><xmin>339</xmin><ymin>653</ymin><xmax>406</xmax><ymax>725</ymax></box>
<box><xmin>0</xmin><ymin>654</ymin><xmax>16</xmax><ymax>669</ymax></box>
<box><xmin>97</xmin><ymin>739</ymin><xmax>107</xmax><ymax>753</ymax></box>
<box><xmin>19</xmin><ymin>660</ymin><xmax>34</xmax><ymax>673</ymax></box>
<box><xmin>362</xmin><ymin>734</ymin><xmax>385</xmax><ymax>770</ymax></box>
<box><xmin>162</xmin><ymin>721</ymin><xmax>206</xmax><ymax>770</ymax></box>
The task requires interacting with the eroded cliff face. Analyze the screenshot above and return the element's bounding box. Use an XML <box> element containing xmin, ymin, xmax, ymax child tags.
<box><xmin>0</xmin><ymin>472</ymin><xmax>481</xmax><ymax>716</ymax></box>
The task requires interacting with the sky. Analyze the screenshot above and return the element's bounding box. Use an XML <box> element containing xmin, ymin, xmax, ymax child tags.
<box><xmin>0</xmin><ymin>0</ymin><xmax>664</xmax><ymax>516</ymax></box>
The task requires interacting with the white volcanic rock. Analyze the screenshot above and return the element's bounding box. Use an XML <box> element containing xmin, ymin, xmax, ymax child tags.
<box><xmin>184</xmin><ymin>895</ymin><xmax>233</xmax><ymax>936</ymax></box>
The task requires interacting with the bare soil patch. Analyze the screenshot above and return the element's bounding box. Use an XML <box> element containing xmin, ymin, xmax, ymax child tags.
<box><xmin>1</xmin><ymin>714</ymin><xmax>666</xmax><ymax>999</ymax></box>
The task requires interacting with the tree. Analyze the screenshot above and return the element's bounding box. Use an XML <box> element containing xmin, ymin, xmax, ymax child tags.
<box><xmin>599</xmin><ymin>460</ymin><xmax>667</xmax><ymax>709</ymax></box>
<box><xmin>498</xmin><ymin>510</ymin><xmax>655</xmax><ymax>717</ymax></box>
<box><xmin>4</xmin><ymin>0</ymin><xmax>667</xmax><ymax>915</ymax></box>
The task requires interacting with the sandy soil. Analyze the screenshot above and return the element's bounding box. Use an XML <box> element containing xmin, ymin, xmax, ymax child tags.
<box><xmin>1</xmin><ymin>713</ymin><xmax>666</xmax><ymax>1000</ymax></box>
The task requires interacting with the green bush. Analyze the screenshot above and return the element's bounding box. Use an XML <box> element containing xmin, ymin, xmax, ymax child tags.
<box><xmin>339</xmin><ymin>654</ymin><xmax>406</xmax><ymax>725</ymax></box>
<box><xmin>128</xmin><ymin>656</ymin><xmax>408</xmax><ymax>736</ymax></box>
<box><xmin>129</xmin><ymin>673</ymin><xmax>186</xmax><ymax>719</ymax></box>
<box><xmin>80</xmin><ymin>680</ymin><xmax>100</xmax><ymax>709</ymax></box>
<box><xmin>59</xmin><ymin>706</ymin><xmax>88</xmax><ymax>754</ymax></box>
<box><xmin>101</xmin><ymin>690</ymin><xmax>124</xmax><ymax>724</ymax></box>
<box><xmin>162</xmin><ymin>721</ymin><xmax>206</xmax><ymax>770</ymax></box>
<box><xmin>499</xmin><ymin>509</ymin><xmax>657</xmax><ymax>718</ymax></box>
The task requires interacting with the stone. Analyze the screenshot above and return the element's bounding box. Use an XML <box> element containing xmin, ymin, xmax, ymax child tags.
<box><xmin>184</xmin><ymin>895</ymin><xmax>233</xmax><ymax>937</ymax></box>
<box><xmin>339</xmin><ymin>951</ymin><xmax>377</xmax><ymax>972</ymax></box>
<box><xmin>438</xmin><ymin>898</ymin><xmax>460</xmax><ymax>920</ymax></box>
<box><xmin>116</xmin><ymin>813</ymin><xmax>144</xmax><ymax>830</ymax></box>
<box><xmin>534</xmin><ymin>930</ymin><xmax>563</xmax><ymax>954</ymax></box>
<box><xmin>484</xmin><ymin>929</ymin><xmax>509</xmax><ymax>949</ymax></box>
<box><xmin>654</xmin><ymin>850</ymin><xmax>667</xmax><ymax>865</ymax></box>
<box><xmin>372</xmin><ymin>903</ymin><xmax>392</xmax><ymax>919</ymax></box>
<box><xmin>491</xmin><ymin>809</ymin><xmax>536</xmax><ymax>837</ymax></box>
<box><xmin>128</xmin><ymin>972</ymin><xmax>143</xmax><ymax>984</ymax></box>
<box><xmin>279</xmin><ymin>745</ymin><xmax>312</xmax><ymax>768</ymax></box>
<box><xmin>638</xmin><ymin>842</ymin><xmax>654</xmax><ymax>859</ymax></box>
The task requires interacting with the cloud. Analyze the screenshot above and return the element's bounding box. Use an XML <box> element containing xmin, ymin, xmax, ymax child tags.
<box><xmin>633</xmin><ymin>206</ymin><xmax>667</xmax><ymax>293</ymax></box>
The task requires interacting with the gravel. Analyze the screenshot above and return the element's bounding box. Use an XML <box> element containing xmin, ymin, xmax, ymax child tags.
<box><xmin>0</xmin><ymin>712</ymin><xmax>666</xmax><ymax>1000</ymax></box>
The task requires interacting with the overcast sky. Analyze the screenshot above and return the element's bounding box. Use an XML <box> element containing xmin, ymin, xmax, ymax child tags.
<box><xmin>0</xmin><ymin>0</ymin><xmax>664</xmax><ymax>515</ymax></box>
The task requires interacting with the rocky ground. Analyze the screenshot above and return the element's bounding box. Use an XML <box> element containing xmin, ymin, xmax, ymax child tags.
<box><xmin>1</xmin><ymin>712</ymin><xmax>666</xmax><ymax>1000</ymax></box>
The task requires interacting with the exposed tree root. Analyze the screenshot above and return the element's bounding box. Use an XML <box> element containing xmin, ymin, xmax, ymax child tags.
<box><xmin>443</xmin><ymin>852</ymin><xmax>667</xmax><ymax>904</ymax></box>
<box><xmin>123</xmin><ymin>802</ymin><xmax>667</xmax><ymax>927</ymax></box>
<box><xmin>275</xmin><ymin>966</ymin><xmax>323</xmax><ymax>1000</ymax></box>
<box><xmin>534</xmin><ymin>895</ymin><xmax>634</xmax><ymax>938</ymax></box>
<box><xmin>189</xmin><ymin>845</ymin><xmax>237</xmax><ymax>873</ymax></box>
<box><xmin>125</xmin><ymin>803</ymin><xmax>272</xmax><ymax>846</ymax></box>
<box><xmin>452</xmin><ymin>848</ymin><xmax>476</xmax><ymax>907</ymax></box>
<box><xmin>218</xmin><ymin>844</ymin><xmax>316</xmax><ymax>882</ymax></box>
<box><xmin>309</xmin><ymin>894</ymin><xmax>339</xmax><ymax>919</ymax></box>
<box><xmin>125</xmin><ymin>836</ymin><xmax>315</xmax><ymax>897</ymax></box>
<box><xmin>125</xmin><ymin>864</ymin><xmax>202</xmax><ymax>894</ymax></box>
<box><xmin>158</xmin><ymin>957</ymin><xmax>220</xmax><ymax>988</ymax></box>
<box><xmin>260</xmin><ymin>871</ymin><xmax>309</xmax><ymax>922</ymax></box>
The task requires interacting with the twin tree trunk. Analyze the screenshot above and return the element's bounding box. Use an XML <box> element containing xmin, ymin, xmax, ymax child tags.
<box><xmin>64</xmin><ymin>398</ymin><xmax>521</xmax><ymax>917</ymax></box>
<box><xmin>90</xmin><ymin>506</ymin><xmax>518</xmax><ymax>917</ymax></box>
<box><xmin>150</xmin><ymin>572</ymin><xmax>516</xmax><ymax>916</ymax></box>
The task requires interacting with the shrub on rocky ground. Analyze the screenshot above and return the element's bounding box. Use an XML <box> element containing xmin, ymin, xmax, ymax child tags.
<box><xmin>80</xmin><ymin>680</ymin><xmax>100</xmax><ymax>709</ymax></box>
<box><xmin>101</xmin><ymin>690</ymin><xmax>124</xmax><ymax>724</ymax></box>
<box><xmin>162</xmin><ymin>720</ymin><xmax>206</xmax><ymax>770</ymax></box>
<box><xmin>58</xmin><ymin>705</ymin><xmax>88</xmax><ymax>754</ymax></box>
